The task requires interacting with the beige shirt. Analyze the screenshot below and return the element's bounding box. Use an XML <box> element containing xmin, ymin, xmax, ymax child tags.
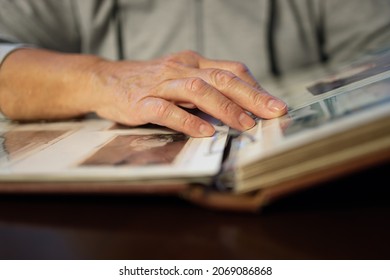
<box><xmin>1</xmin><ymin>0</ymin><xmax>390</xmax><ymax>79</ymax></box>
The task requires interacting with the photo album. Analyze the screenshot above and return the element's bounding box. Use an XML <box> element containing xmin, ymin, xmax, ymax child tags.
<box><xmin>1</xmin><ymin>48</ymin><xmax>389</xmax><ymax>212</ymax></box>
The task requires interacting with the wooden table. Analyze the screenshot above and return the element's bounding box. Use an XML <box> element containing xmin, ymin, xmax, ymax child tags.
<box><xmin>0</xmin><ymin>162</ymin><xmax>389</xmax><ymax>260</ymax></box>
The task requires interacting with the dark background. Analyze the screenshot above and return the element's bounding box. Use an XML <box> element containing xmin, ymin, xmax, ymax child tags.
<box><xmin>0</xmin><ymin>162</ymin><xmax>389</xmax><ymax>260</ymax></box>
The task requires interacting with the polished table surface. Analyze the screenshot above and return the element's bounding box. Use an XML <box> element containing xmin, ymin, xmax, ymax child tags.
<box><xmin>0</xmin><ymin>162</ymin><xmax>389</xmax><ymax>260</ymax></box>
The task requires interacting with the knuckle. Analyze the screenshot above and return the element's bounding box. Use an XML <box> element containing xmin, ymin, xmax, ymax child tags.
<box><xmin>230</xmin><ymin>61</ymin><xmax>251</xmax><ymax>75</ymax></box>
<box><xmin>253</xmin><ymin>82</ymin><xmax>264</xmax><ymax>91</ymax></box>
<box><xmin>152</xmin><ymin>99</ymin><xmax>172</xmax><ymax>121</ymax></box>
<box><xmin>180</xmin><ymin>49</ymin><xmax>200</xmax><ymax>58</ymax></box>
<box><xmin>251</xmin><ymin>91</ymin><xmax>269</xmax><ymax>107</ymax></box>
<box><xmin>145</xmin><ymin>86</ymin><xmax>158</xmax><ymax>98</ymax></box>
<box><xmin>156</xmin><ymin>59</ymin><xmax>184</xmax><ymax>80</ymax></box>
<box><xmin>184</xmin><ymin>77</ymin><xmax>208</xmax><ymax>92</ymax></box>
<box><xmin>181</xmin><ymin>114</ymin><xmax>198</xmax><ymax>129</ymax></box>
<box><xmin>160</xmin><ymin>58</ymin><xmax>181</xmax><ymax>70</ymax></box>
<box><xmin>164</xmin><ymin>50</ymin><xmax>200</xmax><ymax>68</ymax></box>
<box><xmin>218</xmin><ymin>99</ymin><xmax>238</xmax><ymax>116</ymax></box>
<box><xmin>210</xmin><ymin>69</ymin><xmax>237</xmax><ymax>89</ymax></box>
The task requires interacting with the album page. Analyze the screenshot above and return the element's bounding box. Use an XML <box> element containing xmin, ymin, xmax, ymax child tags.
<box><xmin>0</xmin><ymin>118</ymin><xmax>228</xmax><ymax>186</ymax></box>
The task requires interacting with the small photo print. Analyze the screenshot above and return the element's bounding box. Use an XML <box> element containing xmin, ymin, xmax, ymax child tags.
<box><xmin>80</xmin><ymin>133</ymin><xmax>189</xmax><ymax>167</ymax></box>
<box><xmin>307</xmin><ymin>57</ymin><xmax>390</xmax><ymax>95</ymax></box>
<box><xmin>0</xmin><ymin>130</ymin><xmax>67</xmax><ymax>162</ymax></box>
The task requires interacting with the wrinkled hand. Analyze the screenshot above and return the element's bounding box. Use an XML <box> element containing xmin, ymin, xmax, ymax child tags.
<box><xmin>90</xmin><ymin>51</ymin><xmax>287</xmax><ymax>137</ymax></box>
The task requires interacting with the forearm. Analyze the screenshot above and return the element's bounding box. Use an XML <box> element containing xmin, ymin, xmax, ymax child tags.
<box><xmin>0</xmin><ymin>48</ymin><xmax>102</xmax><ymax>120</ymax></box>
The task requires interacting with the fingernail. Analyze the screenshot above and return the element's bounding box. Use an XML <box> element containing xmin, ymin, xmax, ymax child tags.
<box><xmin>239</xmin><ymin>113</ymin><xmax>255</xmax><ymax>130</ymax></box>
<box><xmin>267</xmin><ymin>98</ymin><xmax>287</xmax><ymax>113</ymax></box>
<box><xmin>199</xmin><ymin>123</ymin><xmax>215</xmax><ymax>137</ymax></box>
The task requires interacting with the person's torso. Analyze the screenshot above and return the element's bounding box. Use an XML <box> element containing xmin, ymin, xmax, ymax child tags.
<box><xmin>1</xmin><ymin>0</ymin><xmax>389</xmax><ymax>79</ymax></box>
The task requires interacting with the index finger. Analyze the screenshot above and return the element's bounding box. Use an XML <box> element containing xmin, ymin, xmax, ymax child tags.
<box><xmin>198</xmin><ymin>57</ymin><xmax>261</xmax><ymax>90</ymax></box>
<box><xmin>191</xmin><ymin>67</ymin><xmax>288</xmax><ymax>119</ymax></box>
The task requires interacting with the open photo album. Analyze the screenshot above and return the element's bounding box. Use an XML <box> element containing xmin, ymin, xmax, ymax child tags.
<box><xmin>1</xmin><ymin>48</ymin><xmax>389</xmax><ymax>212</ymax></box>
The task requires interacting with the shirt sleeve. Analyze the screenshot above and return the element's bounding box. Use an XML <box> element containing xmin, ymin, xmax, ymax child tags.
<box><xmin>0</xmin><ymin>43</ymin><xmax>34</xmax><ymax>66</ymax></box>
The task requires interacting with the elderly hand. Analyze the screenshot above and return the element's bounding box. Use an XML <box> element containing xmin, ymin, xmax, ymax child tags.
<box><xmin>0</xmin><ymin>49</ymin><xmax>287</xmax><ymax>137</ymax></box>
<box><xmin>89</xmin><ymin>50</ymin><xmax>287</xmax><ymax>137</ymax></box>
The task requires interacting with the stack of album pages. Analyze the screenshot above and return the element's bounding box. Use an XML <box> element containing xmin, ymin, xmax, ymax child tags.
<box><xmin>1</xmin><ymin>48</ymin><xmax>389</xmax><ymax>212</ymax></box>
